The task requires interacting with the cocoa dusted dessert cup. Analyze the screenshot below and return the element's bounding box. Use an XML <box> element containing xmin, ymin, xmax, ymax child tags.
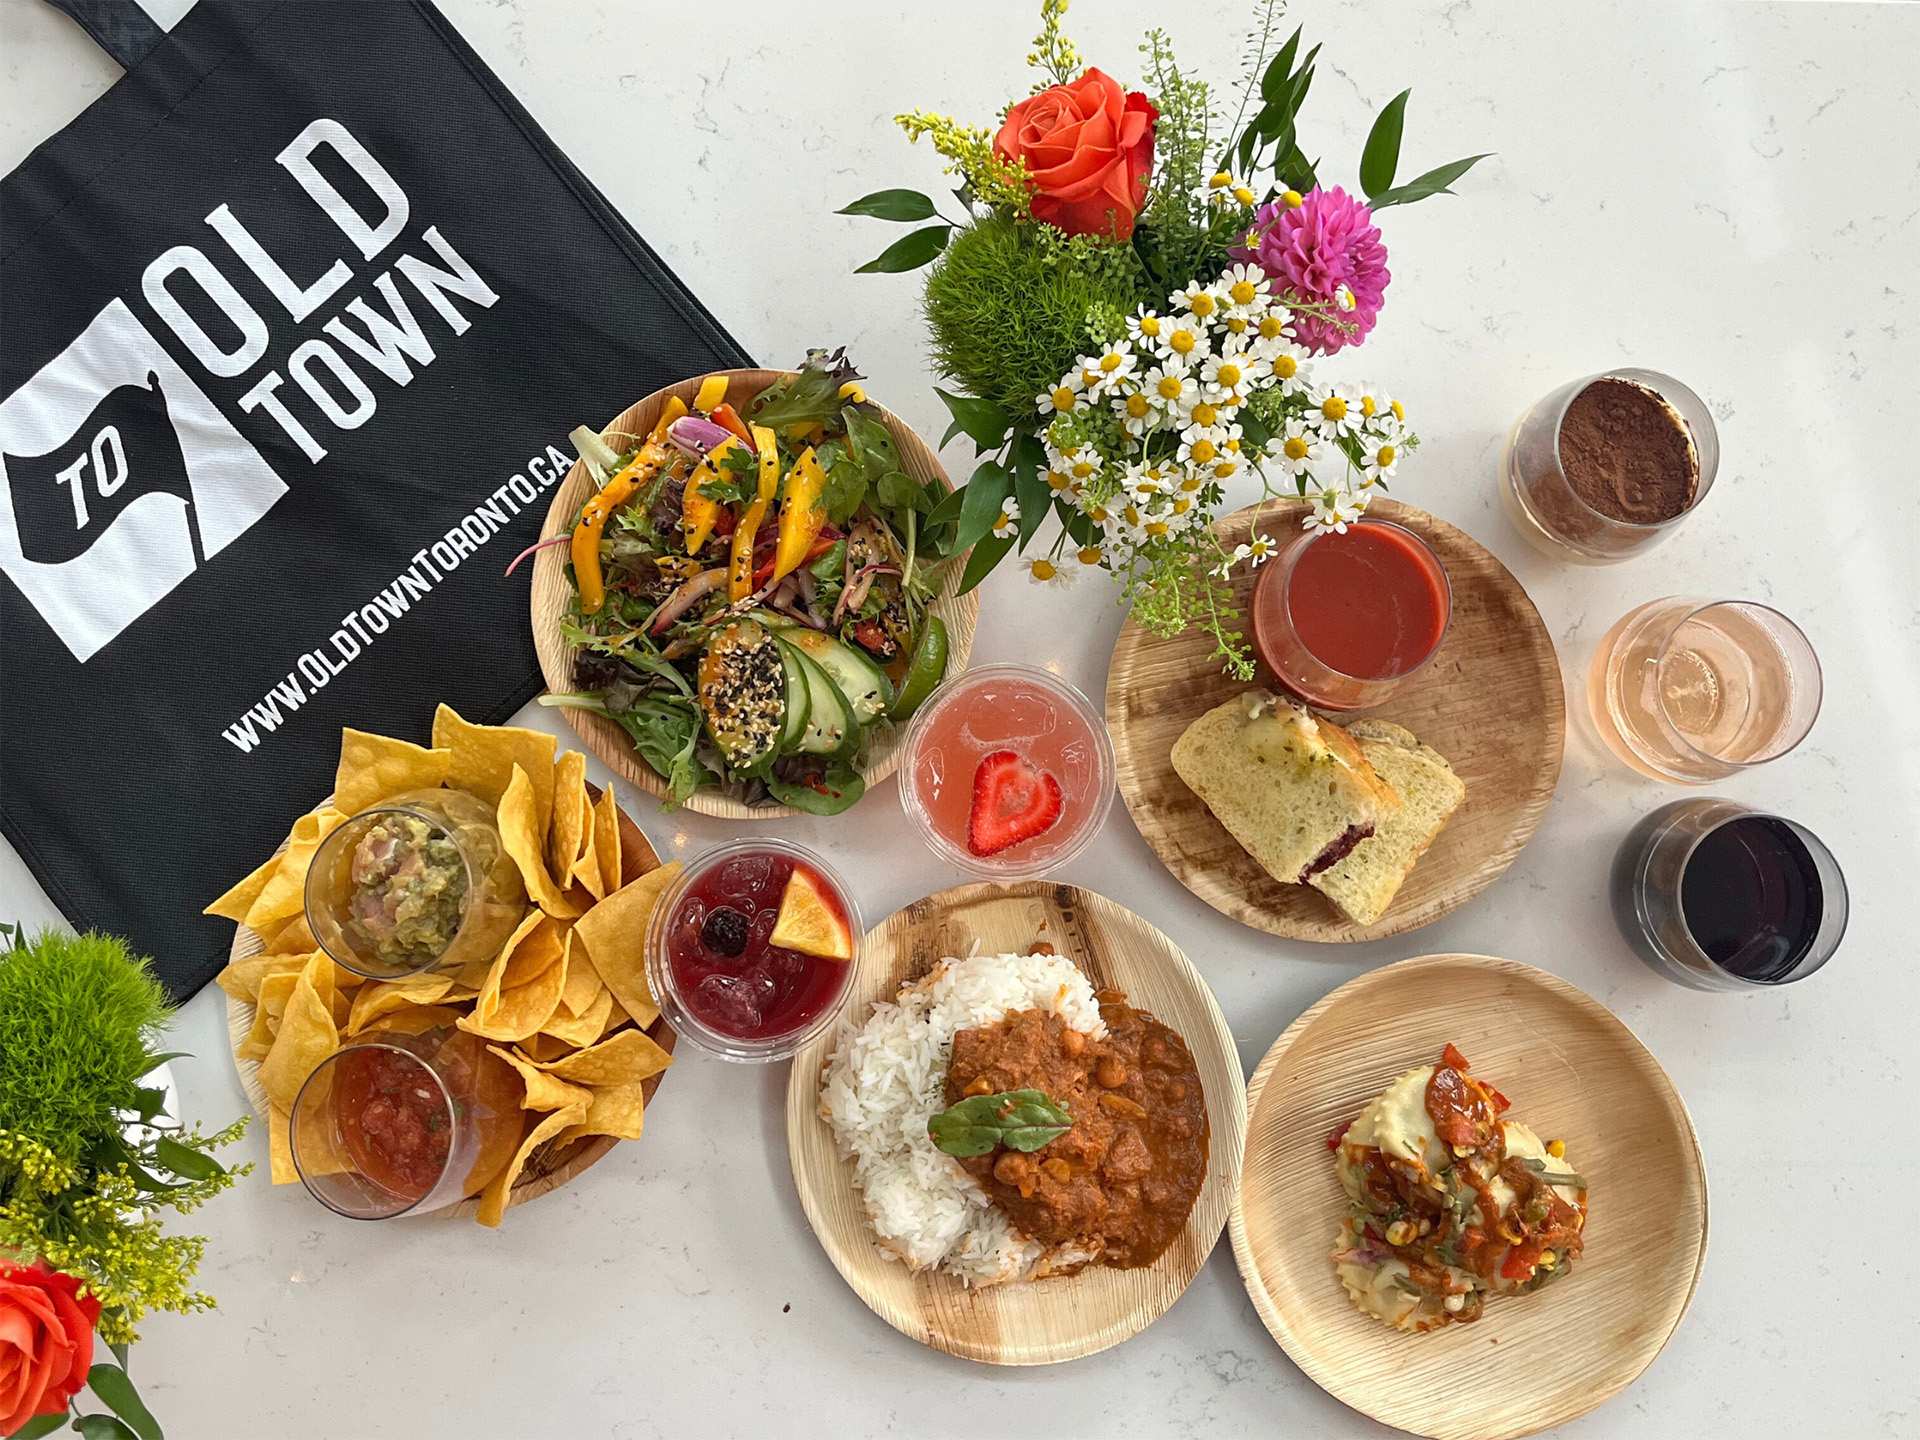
<box><xmin>1501</xmin><ymin>368</ymin><xmax>1719</xmax><ymax>563</ymax></box>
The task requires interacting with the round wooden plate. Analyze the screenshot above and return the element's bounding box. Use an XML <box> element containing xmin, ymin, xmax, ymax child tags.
<box><xmin>224</xmin><ymin>785</ymin><xmax>676</xmax><ymax>1221</ymax></box>
<box><xmin>530</xmin><ymin>368</ymin><xmax>980</xmax><ymax>819</ymax></box>
<box><xmin>1230</xmin><ymin>953</ymin><xmax>1708</xmax><ymax>1440</ymax></box>
<box><xmin>785</xmin><ymin>881</ymin><xmax>1247</xmax><ymax>1365</ymax></box>
<box><xmin>1106</xmin><ymin>497</ymin><xmax>1565</xmax><ymax>941</ymax></box>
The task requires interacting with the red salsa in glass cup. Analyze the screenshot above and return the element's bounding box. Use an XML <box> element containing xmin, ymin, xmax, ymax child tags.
<box><xmin>289</xmin><ymin>1026</ymin><xmax>522</xmax><ymax>1219</ymax></box>
<box><xmin>646</xmin><ymin>838</ymin><xmax>859</xmax><ymax>1062</ymax></box>
<box><xmin>1251</xmin><ymin>517</ymin><xmax>1452</xmax><ymax>710</ymax></box>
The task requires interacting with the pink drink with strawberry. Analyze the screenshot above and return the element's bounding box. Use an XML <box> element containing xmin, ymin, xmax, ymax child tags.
<box><xmin>899</xmin><ymin>664</ymin><xmax>1116</xmax><ymax>877</ymax></box>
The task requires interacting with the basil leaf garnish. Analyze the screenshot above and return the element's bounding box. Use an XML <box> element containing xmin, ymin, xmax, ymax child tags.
<box><xmin>928</xmin><ymin>1088</ymin><xmax>1073</xmax><ymax>1157</ymax></box>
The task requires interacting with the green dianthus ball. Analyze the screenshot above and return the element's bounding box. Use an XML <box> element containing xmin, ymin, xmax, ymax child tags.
<box><xmin>922</xmin><ymin>216</ymin><xmax>1150</xmax><ymax>419</ymax></box>
<box><xmin>0</xmin><ymin>930</ymin><xmax>172</xmax><ymax>1164</ymax></box>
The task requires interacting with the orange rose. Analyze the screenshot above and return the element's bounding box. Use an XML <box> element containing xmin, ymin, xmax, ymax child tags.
<box><xmin>994</xmin><ymin>68</ymin><xmax>1158</xmax><ymax>240</ymax></box>
<box><xmin>0</xmin><ymin>1263</ymin><xmax>100</xmax><ymax>1436</ymax></box>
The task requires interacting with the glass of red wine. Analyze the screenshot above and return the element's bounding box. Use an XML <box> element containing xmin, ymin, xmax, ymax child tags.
<box><xmin>1610</xmin><ymin>798</ymin><xmax>1848</xmax><ymax>990</ymax></box>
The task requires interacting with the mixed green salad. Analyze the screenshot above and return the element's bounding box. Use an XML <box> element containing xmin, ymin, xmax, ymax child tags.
<box><xmin>538</xmin><ymin>352</ymin><xmax>954</xmax><ymax>814</ymax></box>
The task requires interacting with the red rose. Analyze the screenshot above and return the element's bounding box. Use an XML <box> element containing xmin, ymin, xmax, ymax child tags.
<box><xmin>994</xmin><ymin>68</ymin><xmax>1158</xmax><ymax>240</ymax></box>
<box><xmin>0</xmin><ymin>1263</ymin><xmax>100</xmax><ymax>1436</ymax></box>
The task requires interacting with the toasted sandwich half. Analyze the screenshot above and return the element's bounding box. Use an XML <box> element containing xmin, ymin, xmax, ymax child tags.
<box><xmin>1307</xmin><ymin>719</ymin><xmax>1466</xmax><ymax>925</ymax></box>
<box><xmin>1170</xmin><ymin>692</ymin><xmax>1399</xmax><ymax>886</ymax></box>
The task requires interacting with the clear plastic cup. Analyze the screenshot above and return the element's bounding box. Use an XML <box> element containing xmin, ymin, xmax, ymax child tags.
<box><xmin>646</xmin><ymin>838</ymin><xmax>860</xmax><ymax>1063</ymax></box>
<box><xmin>897</xmin><ymin>663</ymin><xmax>1117</xmax><ymax>878</ymax></box>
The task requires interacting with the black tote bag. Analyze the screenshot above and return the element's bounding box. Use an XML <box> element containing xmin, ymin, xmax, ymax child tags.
<box><xmin>1</xmin><ymin>0</ymin><xmax>752</xmax><ymax>998</ymax></box>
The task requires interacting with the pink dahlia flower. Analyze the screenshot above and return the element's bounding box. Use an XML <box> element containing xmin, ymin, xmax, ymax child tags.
<box><xmin>1232</xmin><ymin>185</ymin><xmax>1389</xmax><ymax>354</ymax></box>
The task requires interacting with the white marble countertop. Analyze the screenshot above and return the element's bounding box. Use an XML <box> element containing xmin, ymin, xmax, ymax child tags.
<box><xmin>4</xmin><ymin>1</ymin><xmax>1918</xmax><ymax>1436</ymax></box>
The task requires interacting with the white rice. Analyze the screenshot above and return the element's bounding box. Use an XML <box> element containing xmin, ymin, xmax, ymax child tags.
<box><xmin>818</xmin><ymin>952</ymin><xmax>1106</xmax><ymax>1286</ymax></box>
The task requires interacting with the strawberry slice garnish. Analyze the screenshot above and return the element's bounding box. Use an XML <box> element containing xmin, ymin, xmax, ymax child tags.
<box><xmin>966</xmin><ymin>750</ymin><xmax>1064</xmax><ymax>857</ymax></box>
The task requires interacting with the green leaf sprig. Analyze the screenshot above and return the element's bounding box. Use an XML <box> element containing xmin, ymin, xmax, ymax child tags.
<box><xmin>928</xmin><ymin>1089</ymin><xmax>1073</xmax><ymax>1157</ymax></box>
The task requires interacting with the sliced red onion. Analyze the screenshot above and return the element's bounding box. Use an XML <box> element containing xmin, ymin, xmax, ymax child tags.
<box><xmin>647</xmin><ymin>567</ymin><xmax>727</xmax><ymax>635</ymax></box>
<box><xmin>502</xmin><ymin>532</ymin><xmax>572</xmax><ymax>577</ymax></box>
<box><xmin>667</xmin><ymin>414</ymin><xmax>735</xmax><ymax>458</ymax></box>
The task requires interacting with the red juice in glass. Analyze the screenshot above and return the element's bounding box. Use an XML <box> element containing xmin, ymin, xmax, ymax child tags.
<box><xmin>645</xmin><ymin>839</ymin><xmax>859</xmax><ymax>1062</ymax></box>
<box><xmin>900</xmin><ymin>664</ymin><xmax>1116</xmax><ymax>876</ymax></box>
<box><xmin>1251</xmin><ymin>518</ymin><xmax>1451</xmax><ymax>710</ymax></box>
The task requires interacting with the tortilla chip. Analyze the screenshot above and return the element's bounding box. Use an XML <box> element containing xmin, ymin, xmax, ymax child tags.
<box><xmin>264</xmin><ymin>913</ymin><xmax>321</xmax><ymax>957</ymax></box>
<box><xmin>237</xmin><ymin>971</ymin><xmax>302</xmax><ymax>1062</ymax></box>
<box><xmin>433</xmin><ymin>703</ymin><xmax>555</xmax><ymax>832</ymax></box>
<box><xmin>205</xmin><ymin>851</ymin><xmax>283</xmax><ymax>922</ymax></box>
<box><xmin>569</xmin><ymin>810</ymin><xmax>605</xmax><ymax>902</ymax></box>
<box><xmin>557</xmin><ymin>942</ymin><xmax>603</xmax><ymax>1017</ymax></box>
<box><xmin>572</xmin><ymin>864</ymin><xmax>677</xmax><ymax>1029</ymax></box>
<box><xmin>358</xmin><ymin>1003</ymin><xmax>463</xmax><ymax>1038</ymax></box>
<box><xmin>517</xmin><ymin>1032</ymin><xmax>575</xmax><ymax>1063</ymax></box>
<box><xmin>242</xmin><ymin>807</ymin><xmax>346</xmax><ymax>930</ymax></box>
<box><xmin>598</xmin><ymin>1000</ymin><xmax>631</xmax><ymax>1038</ymax></box>
<box><xmin>487</xmin><ymin>1045</ymin><xmax>593</xmax><ymax>1113</ymax></box>
<box><xmin>475</xmin><ymin>1103</ymin><xmax>586</xmax><ymax>1228</ymax></box>
<box><xmin>530</xmin><ymin>1026</ymin><xmax>672</xmax><ymax>1087</ymax></box>
<box><xmin>347</xmin><ymin>974</ymin><xmax>457</xmax><ymax>1035</ymax></box>
<box><xmin>500</xmin><ymin>764</ymin><xmax>582</xmax><ymax>918</ymax></box>
<box><xmin>215</xmin><ymin>952</ymin><xmax>305</xmax><ymax>1004</ymax></box>
<box><xmin>258</xmin><ymin>955</ymin><xmax>339</xmax><ymax>1111</ymax></box>
<box><xmin>556</xmin><ymin>1081</ymin><xmax>647</xmax><ymax>1145</ymax></box>
<box><xmin>268</xmin><ymin>1106</ymin><xmax>297</xmax><ymax>1185</ymax></box>
<box><xmin>592</xmin><ymin>786</ymin><xmax>623</xmax><ymax>896</ymax></box>
<box><xmin>539</xmin><ymin>986</ymin><xmax>612</xmax><ymax>1049</ymax></box>
<box><xmin>460</xmin><ymin>917</ymin><xmax>569</xmax><ymax>1042</ymax></box>
<box><xmin>547</xmin><ymin>750</ymin><xmax>589</xmax><ymax>882</ymax></box>
<box><xmin>333</xmin><ymin>729</ymin><xmax>451</xmax><ymax>814</ymax></box>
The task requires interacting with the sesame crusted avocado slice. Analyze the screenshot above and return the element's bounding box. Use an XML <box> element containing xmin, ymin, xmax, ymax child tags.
<box><xmin>697</xmin><ymin>620</ymin><xmax>787</xmax><ymax>771</ymax></box>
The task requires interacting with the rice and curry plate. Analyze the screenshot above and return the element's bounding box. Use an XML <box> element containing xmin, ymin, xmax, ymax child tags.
<box><xmin>819</xmin><ymin>949</ymin><xmax>1207</xmax><ymax>1285</ymax></box>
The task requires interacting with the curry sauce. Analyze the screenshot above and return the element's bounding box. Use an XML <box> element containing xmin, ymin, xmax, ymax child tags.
<box><xmin>943</xmin><ymin>994</ymin><xmax>1208</xmax><ymax>1270</ymax></box>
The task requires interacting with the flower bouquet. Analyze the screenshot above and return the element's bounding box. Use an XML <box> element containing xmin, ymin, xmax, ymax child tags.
<box><xmin>0</xmin><ymin>928</ymin><xmax>247</xmax><ymax>1439</ymax></box>
<box><xmin>840</xmin><ymin>0</ymin><xmax>1485</xmax><ymax>674</ymax></box>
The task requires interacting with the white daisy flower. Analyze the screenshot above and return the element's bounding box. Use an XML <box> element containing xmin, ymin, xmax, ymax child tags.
<box><xmin>1171</xmin><ymin>280</ymin><xmax>1224</xmax><ymax>324</ymax></box>
<box><xmin>1123</xmin><ymin>461</ymin><xmax>1170</xmax><ymax>503</ymax></box>
<box><xmin>1202</xmin><ymin>350</ymin><xmax>1265</xmax><ymax>400</ymax></box>
<box><xmin>1024</xmin><ymin>555</ymin><xmax>1077</xmax><ymax>588</ymax></box>
<box><xmin>1079</xmin><ymin>340</ymin><xmax>1138</xmax><ymax>398</ymax></box>
<box><xmin>1309</xmin><ymin>383</ymin><xmax>1363</xmax><ymax>438</ymax></box>
<box><xmin>991</xmin><ymin>496</ymin><xmax>1021</xmax><ymax>539</ymax></box>
<box><xmin>1263</xmin><ymin>342</ymin><xmax>1312</xmax><ymax>397</ymax></box>
<box><xmin>1076</xmin><ymin>493</ymin><xmax>1116</xmax><ymax>530</ymax></box>
<box><xmin>1180</xmin><ymin>394</ymin><xmax>1230</xmax><ymax>435</ymax></box>
<box><xmin>1037</xmin><ymin>370</ymin><xmax>1085</xmax><ymax>417</ymax></box>
<box><xmin>1152</xmin><ymin>314</ymin><xmax>1212</xmax><ymax>366</ymax></box>
<box><xmin>1251</xmin><ymin>307</ymin><xmax>1295</xmax><ymax>346</ymax></box>
<box><xmin>1333</xmin><ymin>283</ymin><xmax>1357</xmax><ymax>313</ymax></box>
<box><xmin>1209</xmin><ymin>451</ymin><xmax>1244</xmax><ymax>482</ymax></box>
<box><xmin>1304</xmin><ymin>486</ymin><xmax>1363</xmax><ymax>533</ymax></box>
<box><xmin>1359</xmin><ymin>433</ymin><xmax>1402</xmax><ymax>485</ymax></box>
<box><xmin>1075</xmin><ymin>543</ymin><xmax>1106</xmax><ymax>568</ymax></box>
<box><xmin>1210</xmin><ymin>541</ymin><xmax>1252</xmax><ymax>581</ymax></box>
<box><xmin>1141</xmin><ymin>364</ymin><xmax>1198</xmax><ymax>414</ymax></box>
<box><xmin>1217</xmin><ymin>263</ymin><xmax>1272</xmax><ymax>314</ymax></box>
<box><xmin>1178</xmin><ymin>429</ymin><xmax>1236</xmax><ymax>469</ymax></box>
<box><xmin>1111</xmin><ymin>385</ymin><xmax>1161</xmax><ymax>437</ymax></box>
<box><xmin>1244</xmin><ymin>532</ymin><xmax>1279</xmax><ymax>565</ymax></box>
<box><xmin>1126</xmin><ymin>306</ymin><xmax>1167</xmax><ymax>349</ymax></box>
<box><xmin>1267</xmin><ymin>417</ymin><xmax>1324</xmax><ymax>477</ymax></box>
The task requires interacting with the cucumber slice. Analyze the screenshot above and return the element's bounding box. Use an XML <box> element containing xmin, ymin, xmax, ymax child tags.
<box><xmin>785</xmin><ymin>643</ymin><xmax>857</xmax><ymax>758</ymax></box>
<box><xmin>775</xmin><ymin>637</ymin><xmax>810</xmax><ymax>753</ymax></box>
<box><xmin>780</xmin><ymin>628</ymin><xmax>894</xmax><ymax>725</ymax></box>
